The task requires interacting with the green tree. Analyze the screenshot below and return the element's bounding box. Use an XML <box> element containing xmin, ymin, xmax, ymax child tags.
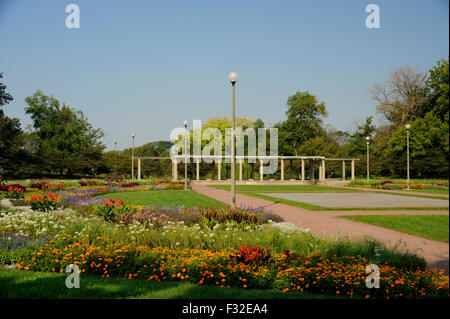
<box><xmin>347</xmin><ymin>116</ymin><xmax>376</xmax><ymax>157</ymax></box>
<box><xmin>277</xmin><ymin>91</ymin><xmax>328</xmax><ymax>156</ymax></box>
<box><xmin>25</xmin><ymin>90</ymin><xmax>105</xmax><ymax>176</ymax></box>
<box><xmin>428</xmin><ymin>58</ymin><xmax>449</xmax><ymax>121</ymax></box>
<box><xmin>0</xmin><ymin>72</ymin><xmax>27</xmax><ymax>180</ymax></box>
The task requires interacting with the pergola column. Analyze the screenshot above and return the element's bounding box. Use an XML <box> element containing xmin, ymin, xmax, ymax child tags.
<box><xmin>217</xmin><ymin>159</ymin><xmax>221</xmax><ymax>181</ymax></box>
<box><xmin>196</xmin><ymin>158</ymin><xmax>200</xmax><ymax>181</ymax></box>
<box><xmin>342</xmin><ymin>160</ymin><xmax>346</xmax><ymax>180</ymax></box>
<box><xmin>351</xmin><ymin>159</ymin><xmax>355</xmax><ymax>180</ymax></box>
<box><xmin>301</xmin><ymin>159</ymin><xmax>305</xmax><ymax>181</ymax></box>
<box><xmin>239</xmin><ymin>159</ymin><xmax>243</xmax><ymax>181</ymax></box>
<box><xmin>280</xmin><ymin>159</ymin><xmax>284</xmax><ymax>181</ymax></box>
<box><xmin>321</xmin><ymin>159</ymin><xmax>326</xmax><ymax>181</ymax></box>
<box><xmin>172</xmin><ymin>159</ymin><xmax>178</xmax><ymax>181</ymax></box>
<box><xmin>260</xmin><ymin>159</ymin><xmax>264</xmax><ymax>181</ymax></box>
<box><xmin>137</xmin><ymin>158</ymin><xmax>141</xmax><ymax>180</ymax></box>
<box><xmin>309</xmin><ymin>160</ymin><xmax>315</xmax><ymax>180</ymax></box>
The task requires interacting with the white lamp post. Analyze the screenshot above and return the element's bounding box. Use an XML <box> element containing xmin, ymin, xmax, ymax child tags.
<box><xmin>184</xmin><ymin>120</ymin><xmax>189</xmax><ymax>190</ymax></box>
<box><xmin>366</xmin><ymin>136</ymin><xmax>370</xmax><ymax>182</ymax></box>
<box><xmin>131</xmin><ymin>133</ymin><xmax>136</xmax><ymax>180</ymax></box>
<box><xmin>228</xmin><ymin>72</ymin><xmax>238</xmax><ymax>208</ymax></box>
<box><xmin>406</xmin><ymin>124</ymin><xmax>411</xmax><ymax>190</ymax></box>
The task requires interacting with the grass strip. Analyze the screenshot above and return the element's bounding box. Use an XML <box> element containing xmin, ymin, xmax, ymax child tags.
<box><xmin>339</xmin><ymin>215</ymin><xmax>449</xmax><ymax>243</ymax></box>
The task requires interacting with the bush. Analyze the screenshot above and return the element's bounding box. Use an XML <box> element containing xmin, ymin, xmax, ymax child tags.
<box><xmin>79</xmin><ymin>179</ymin><xmax>100</xmax><ymax>186</ymax></box>
<box><xmin>122</xmin><ymin>182</ymin><xmax>139</xmax><ymax>188</ymax></box>
<box><xmin>29</xmin><ymin>178</ymin><xmax>50</xmax><ymax>189</ymax></box>
<box><xmin>0</xmin><ymin>184</ymin><xmax>26</xmax><ymax>193</ymax></box>
<box><xmin>5</xmin><ymin>186</ymin><xmax>25</xmax><ymax>199</ymax></box>
<box><xmin>29</xmin><ymin>192</ymin><xmax>59</xmax><ymax>212</ymax></box>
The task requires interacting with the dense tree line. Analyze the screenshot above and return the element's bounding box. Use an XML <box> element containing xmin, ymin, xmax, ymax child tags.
<box><xmin>0</xmin><ymin>58</ymin><xmax>448</xmax><ymax>180</ymax></box>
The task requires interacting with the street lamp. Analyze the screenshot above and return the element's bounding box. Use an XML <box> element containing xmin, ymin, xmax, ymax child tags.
<box><xmin>366</xmin><ymin>136</ymin><xmax>370</xmax><ymax>182</ymax></box>
<box><xmin>131</xmin><ymin>133</ymin><xmax>136</xmax><ymax>180</ymax></box>
<box><xmin>184</xmin><ymin>120</ymin><xmax>189</xmax><ymax>190</ymax></box>
<box><xmin>228</xmin><ymin>72</ymin><xmax>238</xmax><ymax>208</ymax></box>
<box><xmin>406</xmin><ymin>124</ymin><xmax>411</xmax><ymax>190</ymax></box>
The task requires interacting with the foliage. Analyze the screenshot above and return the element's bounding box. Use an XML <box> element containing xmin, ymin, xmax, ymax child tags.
<box><xmin>14</xmin><ymin>236</ymin><xmax>449</xmax><ymax>298</ymax></box>
<box><xmin>29</xmin><ymin>178</ymin><xmax>51</xmax><ymax>189</ymax></box>
<box><xmin>24</xmin><ymin>90</ymin><xmax>105</xmax><ymax>176</ymax></box>
<box><xmin>276</xmin><ymin>91</ymin><xmax>328</xmax><ymax>156</ymax></box>
<box><xmin>238</xmin><ymin>246</ymin><xmax>271</xmax><ymax>265</ymax></box>
<box><xmin>29</xmin><ymin>192</ymin><xmax>59</xmax><ymax>212</ymax></box>
<box><xmin>95</xmin><ymin>198</ymin><xmax>128</xmax><ymax>222</ymax></box>
<box><xmin>5</xmin><ymin>186</ymin><xmax>25</xmax><ymax>199</ymax></box>
<box><xmin>79</xmin><ymin>179</ymin><xmax>100</xmax><ymax>186</ymax></box>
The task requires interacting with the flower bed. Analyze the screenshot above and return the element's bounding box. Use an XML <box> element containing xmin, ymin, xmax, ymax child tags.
<box><xmin>14</xmin><ymin>236</ymin><xmax>449</xmax><ymax>299</ymax></box>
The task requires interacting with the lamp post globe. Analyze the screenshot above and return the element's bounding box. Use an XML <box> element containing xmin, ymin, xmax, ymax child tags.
<box><xmin>228</xmin><ymin>72</ymin><xmax>239</xmax><ymax>84</ymax></box>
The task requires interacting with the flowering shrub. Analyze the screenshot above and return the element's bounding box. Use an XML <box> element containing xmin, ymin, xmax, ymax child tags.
<box><xmin>29</xmin><ymin>192</ymin><xmax>59</xmax><ymax>212</ymax></box>
<box><xmin>42</xmin><ymin>181</ymin><xmax>65</xmax><ymax>192</ymax></box>
<box><xmin>6</xmin><ymin>186</ymin><xmax>25</xmax><ymax>199</ymax></box>
<box><xmin>14</xmin><ymin>236</ymin><xmax>449</xmax><ymax>299</ymax></box>
<box><xmin>95</xmin><ymin>198</ymin><xmax>127</xmax><ymax>222</ymax></box>
<box><xmin>238</xmin><ymin>246</ymin><xmax>271</xmax><ymax>265</ymax></box>
<box><xmin>0</xmin><ymin>184</ymin><xmax>26</xmax><ymax>193</ymax></box>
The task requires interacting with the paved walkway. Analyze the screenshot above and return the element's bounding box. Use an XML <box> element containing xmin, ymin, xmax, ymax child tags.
<box><xmin>193</xmin><ymin>185</ymin><xmax>449</xmax><ymax>274</ymax></box>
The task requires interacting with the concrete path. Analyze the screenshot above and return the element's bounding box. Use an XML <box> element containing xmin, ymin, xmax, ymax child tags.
<box><xmin>193</xmin><ymin>184</ymin><xmax>449</xmax><ymax>274</ymax></box>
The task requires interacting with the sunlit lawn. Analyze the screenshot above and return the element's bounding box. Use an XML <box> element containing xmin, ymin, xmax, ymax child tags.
<box><xmin>97</xmin><ymin>189</ymin><xmax>226</xmax><ymax>208</ymax></box>
<box><xmin>340</xmin><ymin>215</ymin><xmax>449</xmax><ymax>243</ymax></box>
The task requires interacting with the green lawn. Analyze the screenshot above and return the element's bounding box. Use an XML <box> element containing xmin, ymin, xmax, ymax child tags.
<box><xmin>400</xmin><ymin>188</ymin><xmax>449</xmax><ymax>195</ymax></box>
<box><xmin>0</xmin><ymin>269</ymin><xmax>332</xmax><ymax>299</ymax></box>
<box><xmin>340</xmin><ymin>215</ymin><xmax>449</xmax><ymax>243</ymax></box>
<box><xmin>209</xmin><ymin>185</ymin><xmax>363</xmax><ymax>193</ymax></box>
<box><xmin>98</xmin><ymin>189</ymin><xmax>226</xmax><ymax>208</ymax></box>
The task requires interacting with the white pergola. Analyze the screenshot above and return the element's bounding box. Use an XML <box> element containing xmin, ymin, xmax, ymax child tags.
<box><xmin>133</xmin><ymin>156</ymin><xmax>359</xmax><ymax>182</ymax></box>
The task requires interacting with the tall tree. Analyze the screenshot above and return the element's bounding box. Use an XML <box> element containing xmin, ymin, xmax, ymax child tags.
<box><xmin>347</xmin><ymin>116</ymin><xmax>376</xmax><ymax>157</ymax></box>
<box><xmin>277</xmin><ymin>91</ymin><xmax>328</xmax><ymax>155</ymax></box>
<box><xmin>25</xmin><ymin>90</ymin><xmax>105</xmax><ymax>176</ymax></box>
<box><xmin>0</xmin><ymin>72</ymin><xmax>26</xmax><ymax>180</ymax></box>
<box><xmin>370</xmin><ymin>65</ymin><xmax>429</xmax><ymax>126</ymax></box>
<box><xmin>427</xmin><ymin>58</ymin><xmax>449</xmax><ymax>121</ymax></box>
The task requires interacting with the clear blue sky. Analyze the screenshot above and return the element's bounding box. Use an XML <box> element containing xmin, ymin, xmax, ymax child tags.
<box><xmin>0</xmin><ymin>0</ymin><xmax>448</xmax><ymax>150</ymax></box>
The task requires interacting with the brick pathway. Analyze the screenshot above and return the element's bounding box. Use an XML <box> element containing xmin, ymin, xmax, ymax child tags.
<box><xmin>193</xmin><ymin>184</ymin><xmax>449</xmax><ymax>274</ymax></box>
